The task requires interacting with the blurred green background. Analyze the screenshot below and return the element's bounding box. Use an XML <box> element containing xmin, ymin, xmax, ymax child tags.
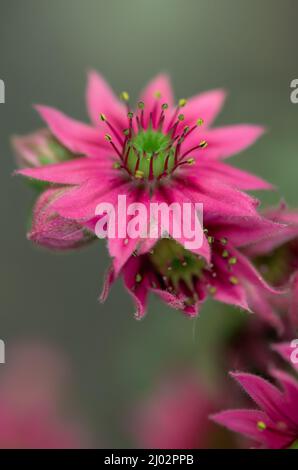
<box><xmin>0</xmin><ymin>0</ymin><xmax>297</xmax><ymax>447</ymax></box>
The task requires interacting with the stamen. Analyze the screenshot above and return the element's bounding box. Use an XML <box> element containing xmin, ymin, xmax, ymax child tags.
<box><xmin>180</xmin><ymin>140</ymin><xmax>208</xmax><ymax>160</ymax></box>
<box><xmin>166</xmin><ymin>99</ymin><xmax>186</xmax><ymax>132</ymax></box>
<box><xmin>105</xmin><ymin>134</ymin><xmax>123</xmax><ymax>159</ymax></box>
<box><xmin>257</xmin><ymin>421</ymin><xmax>266</xmax><ymax>431</ymax></box>
<box><xmin>228</xmin><ymin>257</ymin><xmax>237</xmax><ymax>265</ymax></box>
<box><xmin>127</xmin><ymin>111</ymin><xmax>134</xmax><ymax>137</ymax></box>
<box><xmin>199</xmin><ymin>140</ymin><xmax>208</xmax><ymax>148</ymax></box>
<box><xmin>100</xmin><ymin>113</ymin><xmax>123</xmax><ymax>146</ymax></box>
<box><xmin>138</xmin><ymin>101</ymin><xmax>145</xmax><ymax>129</ymax></box>
<box><xmin>135</xmin><ymin>273</ymin><xmax>142</xmax><ymax>283</ymax></box>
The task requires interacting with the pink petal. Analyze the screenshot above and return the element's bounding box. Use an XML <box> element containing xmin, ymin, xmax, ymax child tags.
<box><xmin>231</xmin><ymin>372</ymin><xmax>284</xmax><ymax>423</ymax></box>
<box><xmin>199</xmin><ymin>125</ymin><xmax>265</xmax><ymax>160</ymax></box>
<box><xmin>183</xmin><ymin>89</ymin><xmax>226</xmax><ymax>128</ymax></box>
<box><xmin>122</xmin><ymin>257</ymin><xmax>149</xmax><ymax>319</ymax></box>
<box><xmin>199</xmin><ymin>160</ymin><xmax>273</xmax><ymax>190</ymax></box>
<box><xmin>51</xmin><ymin>178</ymin><xmax>130</xmax><ymax>220</ymax></box>
<box><xmin>175</xmin><ymin>175</ymin><xmax>260</xmax><ymax>219</ymax></box>
<box><xmin>86</xmin><ymin>70</ymin><xmax>127</xmax><ymax>129</ymax></box>
<box><xmin>139</xmin><ymin>74</ymin><xmax>174</xmax><ymax>127</ymax></box>
<box><xmin>35</xmin><ymin>105</ymin><xmax>110</xmax><ymax>158</ymax></box>
<box><xmin>152</xmin><ymin>287</ymin><xmax>200</xmax><ymax>317</ymax></box>
<box><xmin>108</xmin><ymin>189</ymin><xmax>151</xmax><ymax>275</ymax></box>
<box><xmin>211</xmin><ymin>409</ymin><xmax>290</xmax><ymax>449</ymax></box>
<box><xmin>209</xmin><ymin>215</ymin><xmax>284</xmax><ymax>248</ymax></box>
<box><xmin>152</xmin><ymin>185</ymin><xmax>211</xmax><ymax>262</ymax></box>
<box><xmin>210</xmin><ymin>254</ymin><xmax>251</xmax><ymax>311</ymax></box>
<box><xmin>99</xmin><ymin>266</ymin><xmax>116</xmax><ymax>303</ymax></box>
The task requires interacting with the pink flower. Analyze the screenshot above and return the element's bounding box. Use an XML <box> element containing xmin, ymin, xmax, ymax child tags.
<box><xmin>17</xmin><ymin>72</ymin><xmax>272</xmax><ymax>263</ymax></box>
<box><xmin>101</xmin><ymin>217</ymin><xmax>281</xmax><ymax>318</ymax></box>
<box><xmin>211</xmin><ymin>348</ymin><xmax>298</xmax><ymax>449</ymax></box>
<box><xmin>0</xmin><ymin>342</ymin><xmax>90</xmax><ymax>449</ymax></box>
<box><xmin>133</xmin><ymin>373</ymin><xmax>223</xmax><ymax>449</ymax></box>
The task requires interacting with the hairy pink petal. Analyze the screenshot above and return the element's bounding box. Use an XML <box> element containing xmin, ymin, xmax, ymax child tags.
<box><xmin>198</xmin><ymin>125</ymin><xmax>265</xmax><ymax>160</ymax></box>
<box><xmin>183</xmin><ymin>89</ymin><xmax>226</xmax><ymax>128</ymax></box>
<box><xmin>17</xmin><ymin>157</ymin><xmax>113</xmax><ymax>184</ymax></box>
<box><xmin>35</xmin><ymin>105</ymin><xmax>110</xmax><ymax>158</ymax></box>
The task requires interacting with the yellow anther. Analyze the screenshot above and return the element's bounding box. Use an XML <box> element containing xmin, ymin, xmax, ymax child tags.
<box><xmin>228</xmin><ymin>257</ymin><xmax>237</xmax><ymax>265</ymax></box>
<box><xmin>197</xmin><ymin>118</ymin><xmax>204</xmax><ymax>126</ymax></box>
<box><xmin>135</xmin><ymin>170</ymin><xmax>144</xmax><ymax>179</ymax></box>
<box><xmin>257</xmin><ymin>421</ymin><xmax>266</xmax><ymax>431</ymax></box>
<box><xmin>199</xmin><ymin>140</ymin><xmax>208</xmax><ymax>148</ymax></box>
<box><xmin>154</xmin><ymin>90</ymin><xmax>162</xmax><ymax>99</ymax></box>
<box><xmin>222</xmin><ymin>250</ymin><xmax>229</xmax><ymax>258</ymax></box>
<box><xmin>135</xmin><ymin>273</ymin><xmax>142</xmax><ymax>283</ymax></box>
<box><xmin>178</xmin><ymin>98</ymin><xmax>187</xmax><ymax>107</ymax></box>
<box><xmin>100</xmin><ymin>113</ymin><xmax>106</xmax><ymax>121</ymax></box>
<box><xmin>105</xmin><ymin>134</ymin><xmax>112</xmax><ymax>142</ymax></box>
<box><xmin>120</xmin><ymin>91</ymin><xmax>129</xmax><ymax>101</ymax></box>
<box><xmin>187</xmin><ymin>158</ymin><xmax>195</xmax><ymax>165</ymax></box>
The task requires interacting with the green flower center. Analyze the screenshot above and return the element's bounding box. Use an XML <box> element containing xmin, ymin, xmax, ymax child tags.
<box><xmin>100</xmin><ymin>95</ymin><xmax>208</xmax><ymax>183</ymax></box>
<box><xmin>126</xmin><ymin>130</ymin><xmax>175</xmax><ymax>179</ymax></box>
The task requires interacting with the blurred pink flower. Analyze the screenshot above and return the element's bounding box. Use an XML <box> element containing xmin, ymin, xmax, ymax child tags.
<box><xmin>0</xmin><ymin>342</ymin><xmax>89</xmax><ymax>449</ymax></box>
<box><xmin>243</xmin><ymin>202</ymin><xmax>298</xmax><ymax>334</ymax></box>
<box><xmin>211</xmin><ymin>348</ymin><xmax>298</xmax><ymax>449</ymax></box>
<box><xmin>133</xmin><ymin>373</ymin><xmax>230</xmax><ymax>449</ymax></box>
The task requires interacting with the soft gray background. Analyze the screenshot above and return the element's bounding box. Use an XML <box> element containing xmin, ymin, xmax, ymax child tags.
<box><xmin>0</xmin><ymin>0</ymin><xmax>297</xmax><ymax>447</ymax></box>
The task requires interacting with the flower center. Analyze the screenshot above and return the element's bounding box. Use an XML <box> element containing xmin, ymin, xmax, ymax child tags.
<box><xmin>100</xmin><ymin>94</ymin><xmax>208</xmax><ymax>183</ymax></box>
<box><xmin>149</xmin><ymin>238</ymin><xmax>206</xmax><ymax>294</ymax></box>
<box><xmin>126</xmin><ymin>130</ymin><xmax>175</xmax><ymax>179</ymax></box>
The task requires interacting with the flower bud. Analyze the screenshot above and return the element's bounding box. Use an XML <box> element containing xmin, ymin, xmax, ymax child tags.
<box><xmin>28</xmin><ymin>188</ymin><xmax>96</xmax><ymax>251</ymax></box>
<box><xmin>12</xmin><ymin>129</ymin><xmax>75</xmax><ymax>168</ymax></box>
